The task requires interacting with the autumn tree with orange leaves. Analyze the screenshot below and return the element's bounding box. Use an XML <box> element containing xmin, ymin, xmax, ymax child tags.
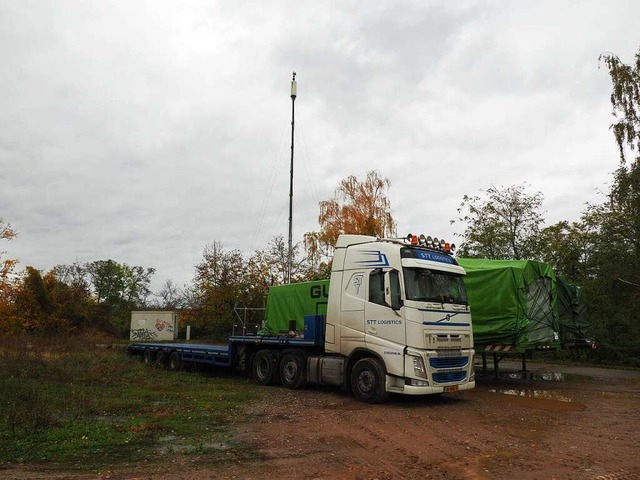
<box><xmin>0</xmin><ymin>218</ymin><xmax>17</xmax><ymax>284</ymax></box>
<box><xmin>0</xmin><ymin>218</ymin><xmax>19</xmax><ymax>330</ymax></box>
<box><xmin>304</xmin><ymin>171</ymin><xmax>396</xmax><ymax>275</ymax></box>
<box><xmin>1</xmin><ymin>218</ymin><xmax>18</xmax><ymax>289</ymax></box>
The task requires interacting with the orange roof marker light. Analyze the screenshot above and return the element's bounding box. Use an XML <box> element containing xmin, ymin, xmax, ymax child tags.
<box><xmin>406</xmin><ymin>233</ymin><xmax>419</xmax><ymax>245</ymax></box>
<box><xmin>403</xmin><ymin>233</ymin><xmax>456</xmax><ymax>255</ymax></box>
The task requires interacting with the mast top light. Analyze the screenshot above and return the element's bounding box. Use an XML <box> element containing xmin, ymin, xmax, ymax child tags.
<box><xmin>291</xmin><ymin>71</ymin><xmax>297</xmax><ymax>99</ymax></box>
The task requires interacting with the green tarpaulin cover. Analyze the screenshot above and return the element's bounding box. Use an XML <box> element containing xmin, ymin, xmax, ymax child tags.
<box><xmin>261</xmin><ymin>280</ymin><xmax>330</xmax><ymax>335</ymax></box>
<box><xmin>456</xmin><ymin>258</ymin><xmax>560</xmax><ymax>351</ymax></box>
<box><xmin>556</xmin><ymin>277</ymin><xmax>590</xmax><ymax>345</ymax></box>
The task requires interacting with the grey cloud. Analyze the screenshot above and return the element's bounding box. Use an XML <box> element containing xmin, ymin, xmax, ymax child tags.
<box><xmin>1</xmin><ymin>0</ymin><xmax>638</xmax><ymax>292</ymax></box>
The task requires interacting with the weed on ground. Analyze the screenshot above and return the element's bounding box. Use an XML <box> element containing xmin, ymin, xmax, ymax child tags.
<box><xmin>0</xmin><ymin>335</ymin><xmax>262</xmax><ymax>473</ymax></box>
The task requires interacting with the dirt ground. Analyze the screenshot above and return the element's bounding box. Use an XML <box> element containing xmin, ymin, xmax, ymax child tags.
<box><xmin>5</xmin><ymin>361</ymin><xmax>640</xmax><ymax>480</ymax></box>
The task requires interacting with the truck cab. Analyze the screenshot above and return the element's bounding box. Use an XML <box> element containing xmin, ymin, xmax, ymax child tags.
<box><xmin>322</xmin><ymin>234</ymin><xmax>475</xmax><ymax>402</ymax></box>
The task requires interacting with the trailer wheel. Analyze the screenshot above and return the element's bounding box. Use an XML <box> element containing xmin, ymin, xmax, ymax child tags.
<box><xmin>155</xmin><ymin>350</ymin><xmax>167</xmax><ymax>368</ymax></box>
<box><xmin>350</xmin><ymin>358</ymin><xmax>389</xmax><ymax>404</ymax></box>
<box><xmin>252</xmin><ymin>350</ymin><xmax>277</xmax><ymax>385</ymax></box>
<box><xmin>143</xmin><ymin>348</ymin><xmax>153</xmax><ymax>365</ymax></box>
<box><xmin>279</xmin><ymin>351</ymin><xmax>307</xmax><ymax>390</ymax></box>
<box><xmin>169</xmin><ymin>352</ymin><xmax>182</xmax><ymax>371</ymax></box>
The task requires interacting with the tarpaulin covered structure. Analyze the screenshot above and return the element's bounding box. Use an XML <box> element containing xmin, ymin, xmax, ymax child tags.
<box><xmin>261</xmin><ymin>280</ymin><xmax>330</xmax><ymax>335</ymax></box>
<box><xmin>556</xmin><ymin>277</ymin><xmax>591</xmax><ymax>347</ymax></box>
<box><xmin>456</xmin><ymin>258</ymin><xmax>560</xmax><ymax>351</ymax></box>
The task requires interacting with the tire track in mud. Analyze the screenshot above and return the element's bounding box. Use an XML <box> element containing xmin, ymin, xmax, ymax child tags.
<box><xmin>222</xmin><ymin>372</ymin><xmax>640</xmax><ymax>480</ymax></box>
<box><xmin>324</xmin><ymin>412</ymin><xmax>430</xmax><ymax>479</ymax></box>
<box><xmin>242</xmin><ymin>389</ymin><xmax>491</xmax><ymax>479</ymax></box>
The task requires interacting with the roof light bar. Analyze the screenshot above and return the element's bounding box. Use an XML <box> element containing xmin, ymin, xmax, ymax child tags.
<box><xmin>404</xmin><ymin>233</ymin><xmax>455</xmax><ymax>254</ymax></box>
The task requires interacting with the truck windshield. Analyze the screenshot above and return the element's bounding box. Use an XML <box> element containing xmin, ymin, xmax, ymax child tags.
<box><xmin>403</xmin><ymin>267</ymin><xmax>468</xmax><ymax>305</ymax></box>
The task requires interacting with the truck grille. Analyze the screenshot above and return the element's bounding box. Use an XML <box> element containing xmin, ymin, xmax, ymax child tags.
<box><xmin>425</xmin><ymin>333</ymin><xmax>472</xmax><ymax>349</ymax></box>
<box><xmin>429</xmin><ymin>357</ymin><xmax>468</xmax><ymax>369</ymax></box>
<box><xmin>433</xmin><ymin>371</ymin><xmax>467</xmax><ymax>384</ymax></box>
<box><xmin>436</xmin><ymin>348</ymin><xmax>462</xmax><ymax>357</ymax></box>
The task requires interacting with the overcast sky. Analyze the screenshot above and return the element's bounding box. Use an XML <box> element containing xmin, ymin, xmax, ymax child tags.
<box><xmin>1</xmin><ymin>1</ymin><xmax>638</xmax><ymax>293</ymax></box>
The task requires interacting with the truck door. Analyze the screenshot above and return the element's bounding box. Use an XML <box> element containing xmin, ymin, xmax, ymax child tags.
<box><xmin>339</xmin><ymin>271</ymin><xmax>367</xmax><ymax>343</ymax></box>
<box><xmin>365</xmin><ymin>269</ymin><xmax>406</xmax><ymax>349</ymax></box>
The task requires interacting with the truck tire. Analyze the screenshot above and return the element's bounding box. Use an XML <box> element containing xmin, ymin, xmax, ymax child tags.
<box><xmin>155</xmin><ymin>350</ymin><xmax>167</xmax><ymax>368</ymax></box>
<box><xmin>169</xmin><ymin>352</ymin><xmax>182</xmax><ymax>371</ymax></box>
<box><xmin>143</xmin><ymin>348</ymin><xmax>153</xmax><ymax>365</ymax></box>
<box><xmin>252</xmin><ymin>349</ymin><xmax>277</xmax><ymax>385</ymax></box>
<box><xmin>350</xmin><ymin>358</ymin><xmax>389</xmax><ymax>404</ymax></box>
<box><xmin>279</xmin><ymin>351</ymin><xmax>308</xmax><ymax>390</ymax></box>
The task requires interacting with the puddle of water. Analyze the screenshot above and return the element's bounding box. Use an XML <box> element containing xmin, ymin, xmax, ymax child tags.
<box><xmin>488</xmin><ymin>388</ymin><xmax>573</xmax><ymax>402</ymax></box>
<box><xmin>500</xmin><ymin>371</ymin><xmax>565</xmax><ymax>381</ymax></box>
<box><xmin>538</xmin><ymin>372</ymin><xmax>565</xmax><ymax>381</ymax></box>
<box><xmin>156</xmin><ymin>437</ymin><xmax>231</xmax><ymax>455</ymax></box>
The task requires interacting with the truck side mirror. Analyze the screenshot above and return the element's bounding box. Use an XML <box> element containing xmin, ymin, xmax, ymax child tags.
<box><xmin>384</xmin><ymin>270</ymin><xmax>403</xmax><ymax>311</ymax></box>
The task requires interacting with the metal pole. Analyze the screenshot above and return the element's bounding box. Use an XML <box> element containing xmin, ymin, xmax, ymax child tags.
<box><xmin>287</xmin><ymin>72</ymin><xmax>297</xmax><ymax>284</ymax></box>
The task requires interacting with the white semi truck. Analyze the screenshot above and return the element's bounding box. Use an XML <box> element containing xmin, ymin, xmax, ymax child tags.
<box><xmin>129</xmin><ymin>233</ymin><xmax>475</xmax><ymax>403</ymax></box>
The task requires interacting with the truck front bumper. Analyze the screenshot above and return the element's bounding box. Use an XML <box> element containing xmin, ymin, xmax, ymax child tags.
<box><xmin>399</xmin><ymin>380</ymin><xmax>475</xmax><ymax>395</ymax></box>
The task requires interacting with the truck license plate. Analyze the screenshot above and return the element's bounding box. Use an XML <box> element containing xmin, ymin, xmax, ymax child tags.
<box><xmin>444</xmin><ymin>385</ymin><xmax>458</xmax><ymax>393</ymax></box>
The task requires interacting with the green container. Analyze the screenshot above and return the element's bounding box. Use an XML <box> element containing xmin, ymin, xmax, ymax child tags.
<box><xmin>261</xmin><ymin>280</ymin><xmax>330</xmax><ymax>335</ymax></box>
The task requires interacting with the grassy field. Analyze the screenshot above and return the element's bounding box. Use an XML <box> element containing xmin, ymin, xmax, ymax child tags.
<box><xmin>0</xmin><ymin>335</ymin><xmax>263</xmax><ymax>473</ymax></box>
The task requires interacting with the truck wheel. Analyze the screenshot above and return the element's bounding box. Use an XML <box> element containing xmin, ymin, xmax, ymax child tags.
<box><xmin>279</xmin><ymin>351</ymin><xmax>307</xmax><ymax>390</ymax></box>
<box><xmin>169</xmin><ymin>352</ymin><xmax>182</xmax><ymax>371</ymax></box>
<box><xmin>350</xmin><ymin>358</ymin><xmax>389</xmax><ymax>404</ymax></box>
<box><xmin>155</xmin><ymin>350</ymin><xmax>167</xmax><ymax>368</ymax></box>
<box><xmin>143</xmin><ymin>348</ymin><xmax>153</xmax><ymax>365</ymax></box>
<box><xmin>252</xmin><ymin>350</ymin><xmax>277</xmax><ymax>385</ymax></box>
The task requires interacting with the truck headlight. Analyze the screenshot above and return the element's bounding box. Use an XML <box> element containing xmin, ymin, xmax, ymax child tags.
<box><xmin>412</xmin><ymin>355</ymin><xmax>427</xmax><ymax>379</ymax></box>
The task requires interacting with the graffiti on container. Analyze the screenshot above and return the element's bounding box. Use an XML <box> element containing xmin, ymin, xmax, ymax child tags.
<box><xmin>155</xmin><ymin>319</ymin><xmax>174</xmax><ymax>332</ymax></box>
<box><xmin>130</xmin><ymin>328</ymin><xmax>158</xmax><ymax>340</ymax></box>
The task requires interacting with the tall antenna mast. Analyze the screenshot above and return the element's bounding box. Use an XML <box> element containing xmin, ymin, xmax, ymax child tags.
<box><xmin>287</xmin><ymin>72</ymin><xmax>297</xmax><ymax>284</ymax></box>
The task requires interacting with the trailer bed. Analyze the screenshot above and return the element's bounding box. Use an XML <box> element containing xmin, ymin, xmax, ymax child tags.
<box><xmin>128</xmin><ymin>332</ymin><xmax>323</xmax><ymax>369</ymax></box>
<box><xmin>128</xmin><ymin>342</ymin><xmax>232</xmax><ymax>367</ymax></box>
